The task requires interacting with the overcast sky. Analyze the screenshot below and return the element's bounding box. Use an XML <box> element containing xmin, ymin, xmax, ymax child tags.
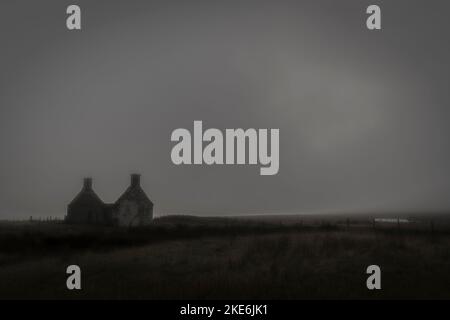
<box><xmin>1</xmin><ymin>0</ymin><xmax>449</xmax><ymax>219</ymax></box>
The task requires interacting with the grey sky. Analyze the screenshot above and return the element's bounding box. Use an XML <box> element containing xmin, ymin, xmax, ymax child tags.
<box><xmin>1</xmin><ymin>0</ymin><xmax>449</xmax><ymax>218</ymax></box>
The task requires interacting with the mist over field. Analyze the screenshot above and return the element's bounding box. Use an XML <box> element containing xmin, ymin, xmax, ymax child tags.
<box><xmin>1</xmin><ymin>1</ymin><xmax>450</xmax><ymax>220</ymax></box>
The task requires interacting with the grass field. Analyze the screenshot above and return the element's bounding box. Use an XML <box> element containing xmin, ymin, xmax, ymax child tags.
<box><xmin>0</xmin><ymin>215</ymin><xmax>450</xmax><ymax>299</ymax></box>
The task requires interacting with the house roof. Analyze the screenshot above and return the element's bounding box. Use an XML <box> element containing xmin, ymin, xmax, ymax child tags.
<box><xmin>68</xmin><ymin>175</ymin><xmax>153</xmax><ymax>209</ymax></box>
<box><xmin>68</xmin><ymin>188</ymin><xmax>104</xmax><ymax>207</ymax></box>
<box><xmin>115</xmin><ymin>185</ymin><xmax>153</xmax><ymax>206</ymax></box>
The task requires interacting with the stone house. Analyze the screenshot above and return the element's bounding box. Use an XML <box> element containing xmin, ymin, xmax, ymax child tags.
<box><xmin>66</xmin><ymin>174</ymin><xmax>153</xmax><ymax>227</ymax></box>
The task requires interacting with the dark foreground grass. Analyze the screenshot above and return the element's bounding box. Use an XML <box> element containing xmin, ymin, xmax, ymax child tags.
<box><xmin>0</xmin><ymin>216</ymin><xmax>449</xmax><ymax>299</ymax></box>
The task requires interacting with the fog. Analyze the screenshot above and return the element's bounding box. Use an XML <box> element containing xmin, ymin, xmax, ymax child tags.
<box><xmin>1</xmin><ymin>0</ymin><xmax>449</xmax><ymax>218</ymax></box>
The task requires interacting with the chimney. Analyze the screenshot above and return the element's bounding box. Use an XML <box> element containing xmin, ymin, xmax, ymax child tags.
<box><xmin>83</xmin><ymin>177</ymin><xmax>92</xmax><ymax>190</ymax></box>
<box><xmin>131</xmin><ymin>174</ymin><xmax>140</xmax><ymax>187</ymax></box>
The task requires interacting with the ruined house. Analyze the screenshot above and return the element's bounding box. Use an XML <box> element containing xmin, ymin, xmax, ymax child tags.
<box><xmin>66</xmin><ymin>174</ymin><xmax>153</xmax><ymax>227</ymax></box>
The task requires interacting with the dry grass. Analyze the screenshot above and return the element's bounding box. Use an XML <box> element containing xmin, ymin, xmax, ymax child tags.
<box><xmin>0</xmin><ymin>217</ymin><xmax>449</xmax><ymax>299</ymax></box>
